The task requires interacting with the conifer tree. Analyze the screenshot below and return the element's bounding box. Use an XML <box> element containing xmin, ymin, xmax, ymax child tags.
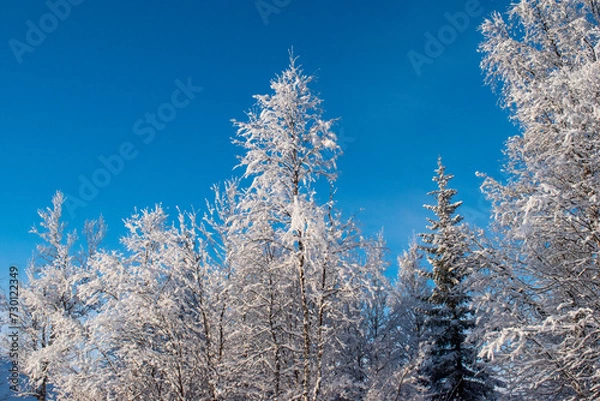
<box><xmin>418</xmin><ymin>159</ymin><xmax>495</xmax><ymax>401</ymax></box>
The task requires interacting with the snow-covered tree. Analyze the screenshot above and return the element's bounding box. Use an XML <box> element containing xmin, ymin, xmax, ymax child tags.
<box><xmin>79</xmin><ymin>206</ymin><xmax>186</xmax><ymax>400</ymax></box>
<box><xmin>396</xmin><ymin>239</ymin><xmax>430</xmax><ymax>362</ymax></box>
<box><xmin>366</xmin><ymin>238</ymin><xmax>430</xmax><ymax>401</ymax></box>
<box><xmin>478</xmin><ymin>1</ymin><xmax>600</xmax><ymax>398</ymax></box>
<box><xmin>361</xmin><ymin>235</ymin><xmax>392</xmax><ymax>382</ymax></box>
<box><xmin>4</xmin><ymin>192</ymin><xmax>105</xmax><ymax>401</ymax></box>
<box><xmin>418</xmin><ymin>159</ymin><xmax>496</xmax><ymax>401</ymax></box>
<box><xmin>228</xmin><ymin>54</ymin><xmax>382</xmax><ymax>401</ymax></box>
<box><xmin>74</xmin><ymin>205</ymin><xmax>231</xmax><ymax>401</ymax></box>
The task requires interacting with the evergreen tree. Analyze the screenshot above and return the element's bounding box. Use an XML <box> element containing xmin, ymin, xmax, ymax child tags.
<box><xmin>418</xmin><ymin>159</ymin><xmax>495</xmax><ymax>401</ymax></box>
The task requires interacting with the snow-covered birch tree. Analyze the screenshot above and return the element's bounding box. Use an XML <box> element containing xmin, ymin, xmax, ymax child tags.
<box><xmin>365</xmin><ymin>238</ymin><xmax>430</xmax><ymax>401</ymax></box>
<box><xmin>3</xmin><ymin>192</ymin><xmax>105</xmax><ymax>401</ymax></box>
<box><xmin>69</xmin><ymin>205</ymin><xmax>231</xmax><ymax>401</ymax></box>
<box><xmin>478</xmin><ymin>1</ymin><xmax>600</xmax><ymax>398</ymax></box>
<box><xmin>228</xmin><ymin>54</ymin><xmax>382</xmax><ymax>401</ymax></box>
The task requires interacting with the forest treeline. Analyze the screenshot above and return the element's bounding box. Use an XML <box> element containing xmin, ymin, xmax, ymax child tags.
<box><xmin>3</xmin><ymin>1</ymin><xmax>600</xmax><ymax>400</ymax></box>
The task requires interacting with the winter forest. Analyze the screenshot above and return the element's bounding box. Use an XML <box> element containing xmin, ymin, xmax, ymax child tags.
<box><xmin>3</xmin><ymin>0</ymin><xmax>600</xmax><ymax>400</ymax></box>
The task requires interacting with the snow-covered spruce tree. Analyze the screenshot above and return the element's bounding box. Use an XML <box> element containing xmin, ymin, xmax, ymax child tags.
<box><xmin>3</xmin><ymin>192</ymin><xmax>105</xmax><ymax>401</ymax></box>
<box><xmin>229</xmin><ymin>54</ymin><xmax>382</xmax><ymax>401</ymax></box>
<box><xmin>478</xmin><ymin>1</ymin><xmax>600</xmax><ymax>398</ymax></box>
<box><xmin>418</xmin><ymin>159</ymin><xmax>496</xmax><ymax>401</ymax></box>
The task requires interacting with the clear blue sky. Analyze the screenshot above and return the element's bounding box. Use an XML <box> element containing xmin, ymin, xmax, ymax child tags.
<box><xmin>0</xmin><ymin>0</ymin><xmax>515</xmax><ymax>281</ymax></box>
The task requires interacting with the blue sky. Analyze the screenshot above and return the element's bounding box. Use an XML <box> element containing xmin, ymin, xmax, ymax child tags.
<box><xmin>0</xmin><ymin>0</ymin><xmax>515</xmax><ymax>282</ymax></box>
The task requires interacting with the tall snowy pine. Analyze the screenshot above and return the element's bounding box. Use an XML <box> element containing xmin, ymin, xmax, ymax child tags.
<box><xmin>418</xmin><ymin>159</ymin><xmax>495</xmax><ymax>401</ymax></box>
